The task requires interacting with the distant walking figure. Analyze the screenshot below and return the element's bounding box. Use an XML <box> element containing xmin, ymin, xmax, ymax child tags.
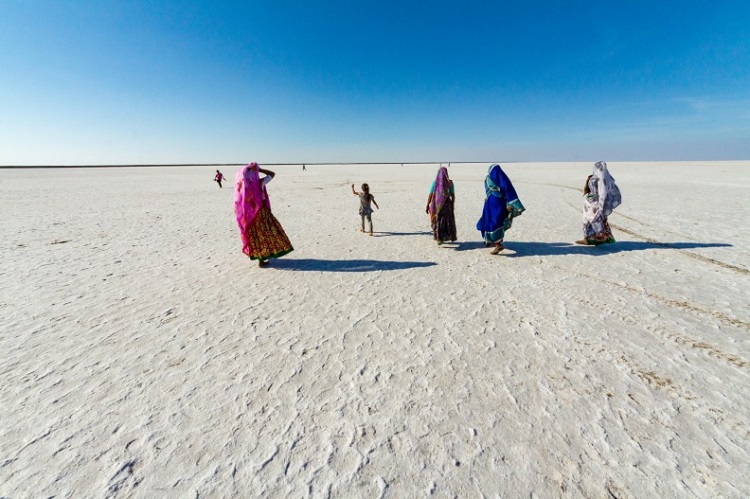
<box><xmin>426</xmin><ymin>166</ymin><xmax>457</xmax><ymax>244</ymax></box>
<box><xmin>576</xmin><ymin>161</ymin><xmax>622</xmax><ymax>245</ymax></box>
<box><xmin>234</xmin><ymin>163</ymin><xmax>294</xmax><ymax>267</ymax></box>
<box><xmin>214</xmin><ymin>170</ymin><xmax>226</xmax><ymax>188</ymax></box>
<box><xmin>302</xmin><ymin>164</ymin><xmax>306</xmax><ymax>171</ymax></box>
<box><xmin>476</xmin><ymin>164</ymin><xmax>525</xmax><ymax>254</ymax></box>
<box><xmin>352</xmin><ymin>183</ymin><xmax>379</xmax><ymax>236</ymax></box>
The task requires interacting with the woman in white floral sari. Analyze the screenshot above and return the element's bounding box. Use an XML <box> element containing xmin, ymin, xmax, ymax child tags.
<box><xmin>576</xmin><ymin>161</ymin><xmax>622</xmax><ymax>245</ymax></box>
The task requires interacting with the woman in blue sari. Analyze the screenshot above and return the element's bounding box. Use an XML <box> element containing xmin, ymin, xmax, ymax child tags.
<box><xmin>476</xmin><ymin>164</ymin><xmax>525</xmax><ymax>254</ymax></box>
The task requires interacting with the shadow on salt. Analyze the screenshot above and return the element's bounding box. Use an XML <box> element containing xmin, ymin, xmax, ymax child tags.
<box><xmin>500</xmin><ymin>241</ymin><xmax>733</xmax><ymax>257</ymax></box>
<box><xmin>271</xmin><ymin>259</ymin><xmax>437</xmax><ymax>272</ymax></box>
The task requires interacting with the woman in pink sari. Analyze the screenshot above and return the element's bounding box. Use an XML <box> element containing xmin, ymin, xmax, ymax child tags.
<box><xmin>234</xmin><ymin>163</ymin><xmax>293</xmax><ymax>267</ymax></box>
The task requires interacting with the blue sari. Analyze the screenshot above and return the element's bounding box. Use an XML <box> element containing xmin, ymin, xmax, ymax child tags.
<box><xmin>476</xmin><ymin>165</ymin><xmax>525</xmax><ymax>244</ymax></box>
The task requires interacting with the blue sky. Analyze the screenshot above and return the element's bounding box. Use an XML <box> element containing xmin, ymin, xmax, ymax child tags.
<box><xmin>1</xmin><ymin>1</ymin><xmax>748</xmax><ymax>165</ymax></box>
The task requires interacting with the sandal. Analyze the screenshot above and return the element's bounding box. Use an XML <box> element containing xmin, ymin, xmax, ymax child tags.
<box><xmin>490</xmin><ymin>244</ymin><xmax>504</xmax><ymax>255</ymax></box>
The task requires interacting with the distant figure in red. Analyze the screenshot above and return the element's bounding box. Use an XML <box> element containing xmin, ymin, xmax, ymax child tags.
<box><xmin>214</xmin><ymin>170</ymin><xmax>226</xmax><ymax>188</ymax></box>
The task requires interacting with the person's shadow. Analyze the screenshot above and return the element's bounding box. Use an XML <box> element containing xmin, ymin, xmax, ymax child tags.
<box><xmin>498</xmin><ymin>241</ymin><xmax>733</xmax><ymax>257</ymax></box>
<box><xmin>271</xmin><ymin>258</ymin><xmax>437</xmax><ymax>272</ymax></box>
<box><xmin>373</xmin><ymin>231</ymin><xmax>432</xmax><ymax>237</ymax></box>
<box><xmin>453</xmin><ymin>241</ymin><xmax>488</xmax><ymax>251</ymax></box>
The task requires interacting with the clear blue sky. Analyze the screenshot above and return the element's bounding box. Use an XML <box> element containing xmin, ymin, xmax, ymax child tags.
<box><xmin>1</xmin><ymin>1</ymin><xmax>749</xmax><ymax>165</ymax></box>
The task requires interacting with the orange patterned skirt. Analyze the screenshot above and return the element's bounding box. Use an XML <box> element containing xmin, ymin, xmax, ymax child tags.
<box><xmin>242</xmin><ymin>207</ymin><xmax>294</xmax><ymax>260</ymax></box>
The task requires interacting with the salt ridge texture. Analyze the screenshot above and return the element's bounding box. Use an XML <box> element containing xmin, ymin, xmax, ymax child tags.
<box><xmin>1</xmin><ymin>162</ymin><xmax>749</xmax><ymax>497</ymax></box>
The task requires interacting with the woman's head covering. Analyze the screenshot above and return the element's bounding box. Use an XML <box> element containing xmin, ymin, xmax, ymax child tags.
<box><xmin>429</xmin><ymin>167</ymin><xmax>451</xmax><ymax>216</ymax></box>
<box><xmin>234</xmin><ymin>163</ymin><xmax>271</xmax><ymax>244</ymax></box>
<box><xmin>583</xmin><ymin>161</ymin><xmax>621</xmax><ymax>223</ymax></box>
<box><xmin>485</xmin><ymin>164</ymin><xmax>519</xmax><ymax>202</ymax></box>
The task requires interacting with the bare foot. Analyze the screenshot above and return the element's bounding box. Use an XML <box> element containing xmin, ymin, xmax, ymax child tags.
<box><xmin>369</xmin><ymin>232</ymin><xmax>373</xmax><ymax>236</ymax></box>
<box><xmin>258</xmin><ymin>259</ymin><xmax>269</xmax><ymax>267</ymax></box>
<box><xmin>574</xmin><ymin>239</ymin><xmax>589</xmax><ymax>245</ymax></box>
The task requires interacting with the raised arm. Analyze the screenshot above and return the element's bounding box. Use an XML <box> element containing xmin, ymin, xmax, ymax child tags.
<box><xmin>351</xmin><ymin>184</ymin><xmax>359</xmax><ymax>196</ymax></box>
<box><xmin>258</xmin><ymin>167</ymin><xmax>275</xmax><ymax>179</ymax></box>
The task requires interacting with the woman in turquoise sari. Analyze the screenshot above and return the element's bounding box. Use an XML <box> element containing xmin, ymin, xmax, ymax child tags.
<box><xmin>476</xmin><ymin>164</ymin><xmax>525</xmax><ymax>254</ymax></box>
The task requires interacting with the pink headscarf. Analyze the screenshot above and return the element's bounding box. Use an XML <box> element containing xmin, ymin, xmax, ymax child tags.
<box><xmin>429</xmin><ymin>167</ymin><xmax>451</xmax><ymax>216</ymax></box>
<box><xmin>234</xmin><ymin>163</ymin><xmax>271</xmax><ymax>253</ymax></box>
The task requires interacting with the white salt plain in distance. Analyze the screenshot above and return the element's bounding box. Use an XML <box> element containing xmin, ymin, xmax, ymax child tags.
<box><xmin>1</xmin><ymin>162</ymin><xmax>749</xmax><ymax>497</ymax></box>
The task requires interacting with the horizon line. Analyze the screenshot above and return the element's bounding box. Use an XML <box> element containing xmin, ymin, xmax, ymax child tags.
<box><xmin>0</xmin><ymin>161</ymin><xmax>510</xmax><ymax>169</ymax></box>
<box><xmin>2</xmin><ymin>159</ymin><xmax>748</xmax><ymax>169</ymax></box>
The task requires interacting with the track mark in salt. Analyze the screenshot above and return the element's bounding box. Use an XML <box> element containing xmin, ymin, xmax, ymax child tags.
<box><xmin>637</xmin><ymin>370</ymin><xmax>673</xmax><ymax>388</ymax></box>
<box><xmin>562</xmin><ymin>195</ymin><xmax>747</xmax><ymax>275</ymax></box>
<box><xmin>568</xmin><ymin>287</ymin><xmax>750</xmax><ymax>370</ymax></box>
<box><xmin>50</xmin><ymin>239</ymin><xmax>71</xmax><ymax>245</ymax></box>
<box><xmin>613</xmin><ymin>211</ymin><xmax>695</xmax><ymax>240</ymax></box>
<box><xmin>644</xmin><ymin>295</ymin><xmax>750</xmax><ymax>333</ymax></box>
<box><xmin>618</xmin><ymin>354</ymin><xmax>695</xmax><ymax>401</ymax></box>
<box><xmin>610</xmin><ymin>224</ymin><xmax>749</xmax><ymax>275</ymax></box>
<box><xmin>563</xmin><ymin>268</ymin><xmax>750</xmax><ymax>333</ymax></box>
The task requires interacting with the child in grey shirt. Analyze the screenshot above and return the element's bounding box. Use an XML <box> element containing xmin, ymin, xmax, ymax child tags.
<box><xmin>351</xmin><ymin>183</ymin><xmax>380</xmax><ymax>235</ymax></box>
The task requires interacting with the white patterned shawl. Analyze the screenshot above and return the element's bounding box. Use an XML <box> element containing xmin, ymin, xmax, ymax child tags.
<box><xmin>582</xmin><ymin>161</ymin><xmax>622</xmax><ymax>231</ymax></box>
